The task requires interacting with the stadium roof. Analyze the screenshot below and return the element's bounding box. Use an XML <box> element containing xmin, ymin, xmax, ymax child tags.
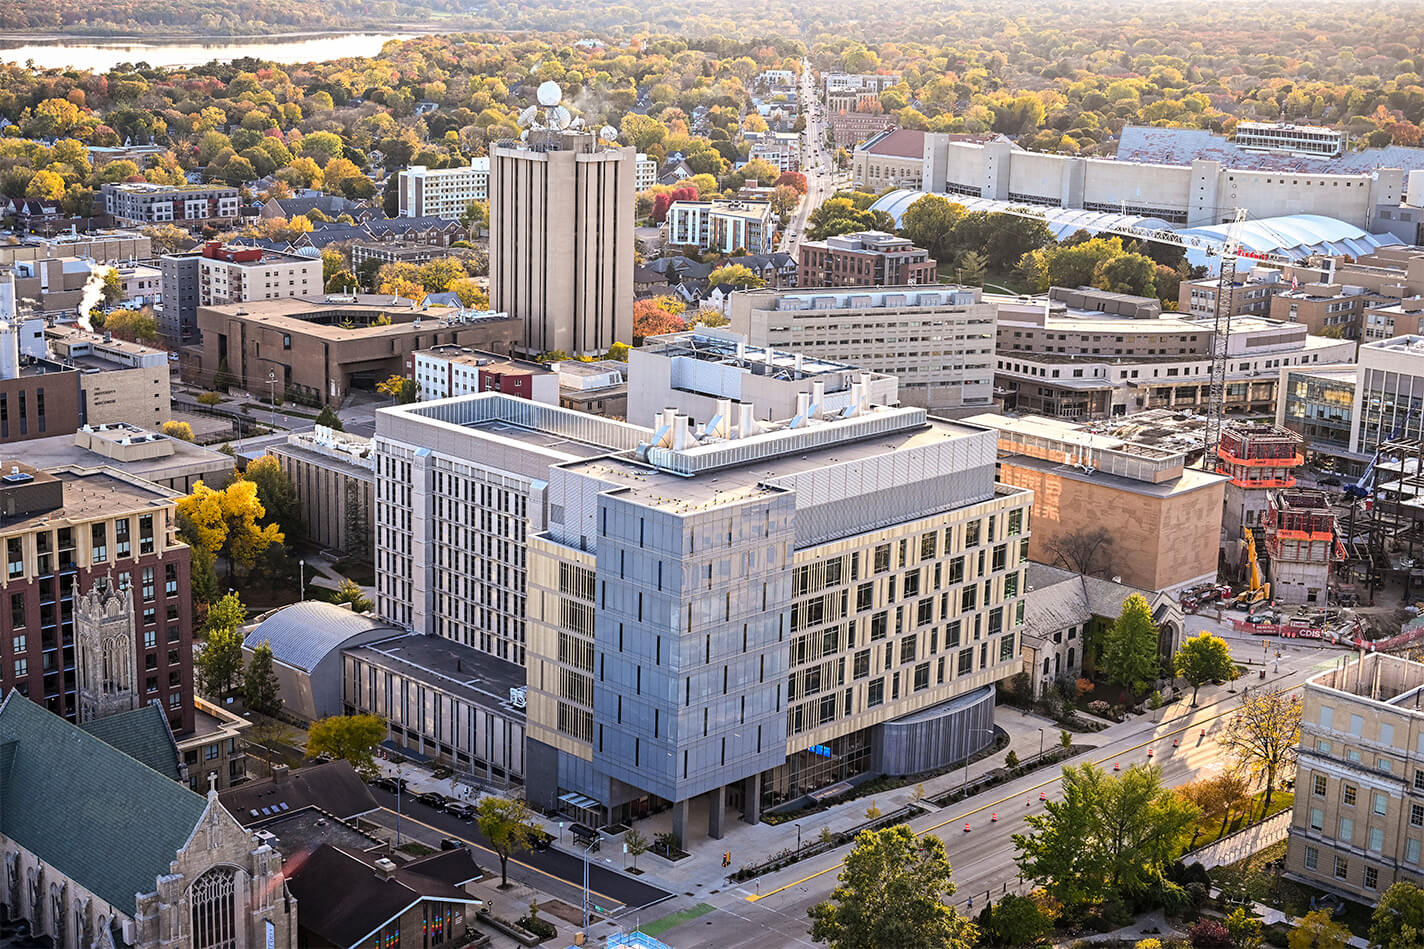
<box><xmin>243</xmin><ymin>600</ymin><xmax>400</xmax><ymax>674</ymax></box>
<box><xmin>868</xmin><ymin>190</ymin><xmax>1175</xmax><ymax>238</ymax></box>
<box><xmin>1117</xmin><ymin>125</ymin><xmax>1424</xmax><ymax>174</ymax></box>
<box><xmin>1175</xmin><ymin>214</ymin><xmax>1403</xmax><ymax>261</ymax></box>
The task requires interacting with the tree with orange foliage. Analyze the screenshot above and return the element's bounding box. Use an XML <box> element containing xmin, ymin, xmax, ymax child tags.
<box><xmin>633</xmin><ymin>296</ymin><xmax>687</xmax><ymax>343</ymax></box>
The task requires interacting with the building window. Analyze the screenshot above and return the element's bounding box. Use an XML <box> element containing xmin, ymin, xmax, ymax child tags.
<box><xmin>1339</xmin><ymin>817</ymin><xmax>1353</xmax><ymax>843</ymax></box>
<box><xmin>1374</xmin><ymin>792</ymin><xmax>1388</xmax><ymax>816</ymax></box>
<box><xmin>867</xmin><ymin>679</ymin><xmax>884</xmax><ymax>707</ymax></box>
<box><xmin>1313</xmin><ymin>774</ymin><xmax>1326</xmax><ymax>797</ymax></box>
<box><xmin>189</xmin><ymin>867</ymin><xmax>237</xmax><ymax>949</ymax></box>
<box><xmin>1369</xmin><ymin>827</ymin><xmax>1384</xmax><ymax>852</ymax></box>
<box><xmin>1365</xmin><ymin>866</ymin><xmax>1379</xmax><ymax>890</ymax></box>
<box><xmin>1343</xmin><ymin>785</ymin><xmax>1356</xmax><ymax>807</ymax></box>
<box><xmin>1304</xmin><ymin>845</ymin><xmax>1318</xmax><ymax>870</ymax></box>
<box><xmin>1334</xmin><ymin>856</ymin><xmax>1348</xmax><ymax>881</ymax></box>
<box><xmin>1409</xmin><ymin>839</ymin><xmax>1421</xmax><ymax>865</ymax></box>
<box><xmin>1309</xmin><ymin>807</ymin><xmax>1323</xmax><ymax>831</ymax></box>
<box><xmin>7</xmin><ymin>538</ymin><xmax>22</xmax><ymax>579</ymax></box>
<box><xmin>91</xmin><ymin>523</ymin><xmax>108</xmax><ymax>563</ymax></box>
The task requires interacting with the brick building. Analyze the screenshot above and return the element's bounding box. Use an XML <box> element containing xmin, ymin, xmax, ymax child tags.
<box><xmin>0</xmin><ymin>462</ymin><xmax>195</xmax><ymax>734</ymax></box>
<box><xmin>797</xmin><ymin>230</ymin><xmax>937</xmax><ymax>288</ymax></box>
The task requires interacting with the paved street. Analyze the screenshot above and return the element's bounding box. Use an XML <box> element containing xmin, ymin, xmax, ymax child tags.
<box><xmin>781</xmin><ymin>59</ymin><xmax>846</xmax><ymax>259</ymax></box>
<box><xmin>365</xmin><ymin>787</ymin><xmax>672</xmax><ymax>914</ymax></box>
<box><xmin>633</xmin><ymin>633</ymin><xmax>1339</xmax><ymax>948</ymax></box>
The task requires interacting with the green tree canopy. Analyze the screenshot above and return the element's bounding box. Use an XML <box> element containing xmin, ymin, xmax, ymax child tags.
<box><xmin>809</xmin><ymin>825</ymin><xmax>977</xmax><ymax>949</ymax></box>
<box><xmin>307</xmin><ymin>713</ymin><xmax>386</xmax><ymax>770</ymax></box>
<box><xmin>1101</xmin><ymin>593</ymin><xmax>1162</xmax><ymax>694</ymax></box>
<box><xmin>476</xmin><ymin>795</ymin><xmax>540</xmax><ymax>888</ymax></box>
<box><xmin>1370</xmin><ymin>881</ymin><xmax>1424</xmax><ymax>949</ymax></box>
<box><xmin>244</xmin><ymin>641</ymin><xmax>282</xmax><ymax>716</ymax></box>
<box><xmin>1174</xmin><ymin>631</ymin><xmax>1235</xmax><ymax>706</ymax></box>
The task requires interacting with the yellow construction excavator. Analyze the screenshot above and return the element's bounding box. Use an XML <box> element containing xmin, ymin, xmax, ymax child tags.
<box><xmin>1234</xmin><ymin>527</ymin><xmax>1270</xmax><ymax>606</ymax></box>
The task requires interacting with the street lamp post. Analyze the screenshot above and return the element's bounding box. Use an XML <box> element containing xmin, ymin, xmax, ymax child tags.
<box><xmin>395</xmin><ymin>762</ymin><xmax>404</xmax><ymax>846</ymax></box>
<box><xmin>795</xmin><ymin>822</ymin><xmax>802</xmax><ymax>850</ymax></box>
<box><xmin>962</xmin><ymin>727</ymin><xmax>997</xmax><ymax>796</ymax></box>
<box><xmin>266</xmin><ymin>369</ymin><xmax>277</xmax><ymax>427</ymax></box>
<box><xmin>581</xmin><ymin>837</ymin><xmax>600</xmax><ymax>932</ymax></box>
<box><xmin>299</xmin><ymin>560</ymin><xmax>305</xmax><ymax>601</ymax></box>
<box><xmin>1038</xmin><ymin>727</ymin><xmax>1045</xmax><ymax>759</ymax></box>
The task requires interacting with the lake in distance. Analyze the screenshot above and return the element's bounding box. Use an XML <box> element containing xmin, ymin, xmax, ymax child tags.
<box><xmin>0</xmin><ymin>32</ymin><xmax>416</xmax><ymax>71</ymax></box>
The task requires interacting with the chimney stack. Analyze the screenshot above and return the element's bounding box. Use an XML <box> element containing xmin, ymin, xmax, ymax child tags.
<box><xmin>272</xmin><ymin>764</ymin><xmax>289</xmax><ymax>785</ymax></box>
<box><xmin>811</xmin><ymin>380</ymin><xmax>825</xmax><ymax>416</ymax></box>
<box><xmin>738</xmin><ymin>402</ymin><xmax>757</xmax><ymax>439</ymax></box>
<box><xmin>672</xmin><ymin>414</ymin><xmax>691</xmax><ymax>450</ymax></box>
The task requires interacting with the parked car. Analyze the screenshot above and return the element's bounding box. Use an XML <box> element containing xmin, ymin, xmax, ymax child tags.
<box><xmin>369</xmin><ymin>776</ymin><xmax>400</xmax><ymax>794</ymax></box>
<box><xmin>417</xmin><ymin>791</ymin><xmax>449</xmax><ymax>810</ymax></box>
<box><xmin>440</xmin><ymin>837</ymin><xmax>463</xmax><ymax>851</ymax></box>
<box><xmin>445</xmin><ymin>801</ymin><xmax>476</xmax><ymax>820</ymax></box>
<box><xmin>531</xmin><ymin>829</ymin><xmax>555</xmax><ymax>851</ymax></box>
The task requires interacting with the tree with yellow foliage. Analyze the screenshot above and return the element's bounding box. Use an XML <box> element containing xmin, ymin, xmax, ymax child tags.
<box><xmin>176</xmin><ymin>479</ymin><xmax>284</xmax><ymax>582</ymax></box>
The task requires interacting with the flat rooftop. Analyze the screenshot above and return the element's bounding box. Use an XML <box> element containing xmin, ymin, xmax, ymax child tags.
<box><xmin>0</xmin><ymin>465</ymin><xmax>176</xmax><ymax>532</ymax></box>
<box><xmin>994</xmin><ymin>449</ymin><xmax>1224</xmax><ymax>498</ymax></box>
<box><xmin>1309</xmin><ymin>653</ymin><xmax>1424</xmax><ymax>709</ymax></box>
<box><xmin>252</xmin><ymin>806</ymin><xmax>385</xmax><ymax>861</ymax></box>
<box><xmin>562</xmin><ymin>412</ymin><xmax>990</xmax><ymax>514</ymax></box>
<box><xmin>19</xmin><ymin>430</ymin><xmax>230</xmax><ymax>483</ymax></box>
<box><xmin>199</xmin><ymin>296</ymin><xmax>517</xmax><ymax>342</ymax></box>
<box><xmin>641</xmin><ymin>330</ymin><xmax>871</xmax><ymax>380</ymax></box>
<box><xmin>415</xmin><ymin>346</ymin><xmax>550</xmax><ymax>374</ymax></box>
<box><xmin>344</xmin><ymin>634</ymin><xmax>527</xmax><ymax>718</ymax></box>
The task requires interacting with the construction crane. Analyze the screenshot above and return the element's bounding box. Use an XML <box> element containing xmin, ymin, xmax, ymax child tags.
<box><xmin>1234</xmin><ymin>525</ymin><xmax>1270</xmax><ymax>606</ymax></box>
<box><xmin>982</xmin><ymin>204</ymin><xmax>1295</xmax><ymax>466</ymax></box>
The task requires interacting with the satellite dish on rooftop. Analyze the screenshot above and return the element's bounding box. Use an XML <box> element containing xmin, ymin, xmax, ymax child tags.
<box><xmin>517</xmin><ymin>105</ymin><xmax>538</xmax><ymax>127</ymax></box>
<box><xmin>537</xmin><ymin>81</ymin><xmax>563</xmax><ymax>107</ymax></box>
<box><xmin>553</xmin><ymin>105</ymin><xmax>573</xmax><ymax>130</ymax></box>
<box><xmin>600</xmin><ymin>125</ymin><xmax>619</xmax><ymax>142</ymax></box>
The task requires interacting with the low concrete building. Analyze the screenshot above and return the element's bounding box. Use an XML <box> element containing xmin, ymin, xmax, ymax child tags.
<box><xmin>554</xmin><ymin>359</ymin><xmax>629</xmax><ymax>418</ymax></box>
<box><xmin>342</xmin><ymin>633</ymin><xmax>528</xmax><ymax>782</ymax></box>
<box><xmin>45</xmin><ymin>324</ymin><xmax>172</xmax><ymax>429</ymax></box>
<box><xmin>241</xmin><ymin>601</ymin><xmax>402</xmax><ymax>722</ymax></box>
<box><xmin>349</xmin><ymin>241</ymin><xmax>446</xmax><ymax>268</ymax></box>
<box><xmin>17</xmin><ymin>422</ymin><xmax>234</xmax><ymax>493</ymax></box>
<box><xmin>628</xmin><ymin>328</ymin><xmax>898</xmax><ymax>425</ymax></box>
<box><xmin>269</xmin><ymin>426</ymin><xmax>375</xmax><ymax>557</ymax></box>
<box><xmin>185</xmin><ymin>296</ymin><xmax>522</xmax><ymax>406</ymax></box>
<box><xmin>0</xmin><ymin>229</ymin><xmax>153</xmax><ymax>266</ymax></box>
<box><xmin>1287</xmin><ymin>653</ymin><xmax>1424</xmax><ymax>903</ymax></box>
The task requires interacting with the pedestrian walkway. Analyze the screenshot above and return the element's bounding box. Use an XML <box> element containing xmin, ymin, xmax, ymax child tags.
<box><xmin>1188</xmin><ymin>811</ymin><xmax>1291</xmax><ymax>871</ymax></box>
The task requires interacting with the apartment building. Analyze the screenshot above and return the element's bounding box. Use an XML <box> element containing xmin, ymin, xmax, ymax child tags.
<box><xmin>797</xmin><ymin>230</ymin><xmax>937</xmax><ymax>289</ymax></box>
<box><xmin>410</xmin><ymin>344</ymin><xmax>557</xmax><ymax>403</ymax></box>
<box><xmin>1270</xmin><ymin>284</ymin><xmax>1390</xmax><ymax>340</ymax></box>
<box><xmin>628</xmin><ymin>328</ymin><xmax>899</xmax><ymax>425</ymax></box>
<box><xmin>396</xmin><ymin>158</ymin><xmax>490</xmax><ymax>221</ymax></box>
<box><xmin>1362</xmin><ymin>300</ymin><xmax>1424</xmax><ymax>342</ymax></box>
<box><xmin>349</xmin><ymin>241</ymin><xmax>445</xmax><ymax>268</ymax></box>
<box><xmin>995</xmin><ymin>287</ymin><xmax>1354</xmax><ymax>419</ymax></box>
<box><xmin>1286</xmin><ymin>653</ymin><xmax>1424</xmax><ymax>902</ymax></box>
<box><xmin>967</xmin><ymin>413</ymin><xmax>1226</xmax><ymax>596</ymax></box>
<box><xmin>489</xmin><ymin>123</ymin><xmax>635</xmax><ymax>356</ymax></box>
<box><xmin>663</xmin><ymin>200</ymin><xmax>777</xmax><ymax>256</ymax></box>
<box><xmin>829</xmin><ymin>111</ymin><xmax>896</xmax><ymax>149</ymax></box>
<box><xmin>748</xmin><ymin>137</ymin><xmax>801</xmax><ymax>173</ymax></box>
<box><xmin>196</xmin><ymin>241</ymin><xmax>321</xmax><ymax>307</ymax></box>
<box><xmin>101</xmin><ymin>182</ymin><xmax>240</xmax><ymax>228</ymax></box>
<box><xmin>635</xmin><ymin>153</ymin><xmax>658</xmax><ymax>192</ymax></box>
<box><xmin>524</xmin><ymin>397</ymin><xmax>1031</xmax><ymax>837</ymax></box>
<box><xmin>727</xmin><ymin>285</ymin><xmax>995</xmax><ymax>413</ymax></box>
<box><xmin>372</xmin><ymin>395</ymin><xmax>651</xmax><ymax>664</ymax></box>
<box><xmin>0</xmin><ymin>462</ymin><xmax>195</xmax><ymax>734</ymax></box>
<box><xmin>822</xmin><ymin>73</ymin><xmax>902</xmax><ymax>95</ymax></box>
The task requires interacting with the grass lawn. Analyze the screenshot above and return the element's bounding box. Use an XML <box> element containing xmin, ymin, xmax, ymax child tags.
<box><xmin>638</xmin><ymin>903</ymin><xmax>715</xmax><ymax>938</ymax></box>
<box><xmin>1187</xmin><ymin>788</ymin><xmax>1294</xmax><ymax>852</ymax></box>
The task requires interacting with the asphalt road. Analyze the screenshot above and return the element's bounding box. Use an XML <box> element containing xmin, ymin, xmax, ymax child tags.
<box><xmin>656</xmin><ymin>640</ymin><xmax>1331</xmax><ymax>949</ymax></box>
<box><xmin>782</xmin><ymin>60</ymin><xmax>846</xmax><ymax>258</ymax></box>
<box><xmin>366</xmin><ymin>787</ymin><xmax>672</xmax><ymax>912</ymax></box>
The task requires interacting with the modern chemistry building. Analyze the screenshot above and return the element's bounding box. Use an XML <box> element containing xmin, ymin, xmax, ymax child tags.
<box><xmin>521</xmin><ymin>393</ymin><xmax>1031</xmax><ymax>837</ymax></box>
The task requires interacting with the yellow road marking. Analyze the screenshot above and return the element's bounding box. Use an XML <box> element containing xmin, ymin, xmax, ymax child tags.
<box><xmin>380</xmin><ymin>807</ymin><xmax>628</xmax><ymax>908</ymax></box>
<box><xmin>746</xmin><ymin>702</ymin><xmax>1241</xmax><ymax>903</ymax></box>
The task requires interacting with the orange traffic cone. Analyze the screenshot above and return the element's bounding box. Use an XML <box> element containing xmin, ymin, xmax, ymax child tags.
<box><xmin>991</xmin><ymin>812</ymin><xmax>998</xmax><ymax>822</ymax></box>
<box><xmin>1147</xmin><ymin>748</ymin><xmax>1155</xmax><ymax>758</ymax></box>
<box><xmin>1113</xmin><ymin>761</ymin><xmax>1120</xmax><ymax>771</ymax></box>
<box><xmin>1039</xmin><ymin>791</ymin><xmax>1047</xmax><ymax>801</ymax></box>
<box><xmin>1172</xmin><ymin>737</ymin><xmax>1180</xmax><ymax>748</ymax></box>
<box><xmin>963</xmin><ymin>821</ymin><xmax>971</xmax><ymax>832</ymax></box>
<box><xmin>1026</xmin><ymin>797</ymin><xmax>1031</xmax><ymax>807</ymax></box>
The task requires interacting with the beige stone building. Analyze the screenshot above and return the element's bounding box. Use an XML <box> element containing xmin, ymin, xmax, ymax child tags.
<box><xmin>1286</xmin><ymin>653</ymin><xmax>1424</xmax><ymax>902</ymax></box>
<box><xmin>45</xmin><ymin>325</ymin><xmax>171</xmax><ymax>430</ymax></box>
<box><xmin>966</xmin><ymin>413</ymin><xmax>1228</xmax><ymax>596</ymax></box>
<box><xmin>0</xmin><ymin>691</ymin><xmax>296</xmax><ymax>949</ymax></box>
<box><xmin>270</xmin><ymin>426</ymin><xmax>374</xmax><ymax>557</ymax></box>
<box><xmin>489</xmin><ymin>124</ymin><xmax>634</xmax><ymax>356</ymax></box>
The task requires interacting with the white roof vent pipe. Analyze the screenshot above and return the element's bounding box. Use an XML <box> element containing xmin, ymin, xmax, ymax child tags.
<box><xmin>672</xmin><ymin>414</ymin><xmax>692</xmax><ymax>450</ymax></box>
<box><xmin>707</xmin><ymin>398</ymin><xmax>732</xmax><ymax>438</ymax></box>
<box><xmin>794</xmin><ymin>353</ymin><xmax>804</xmax><ymax>374</ymax></box>
<box><xmin>811</xmin><ymin>380</ymin><xmax>825</xmax><ymax>417</ymax></box>
<box><xmin>791</xmin><ymin>392</ymin><xmax>810</xmax><ymax>428</ymax></box>
<box><xmin>738</xmin><ymin>402</ymin><xmax>759</xmax><ymax>439</ymax></box>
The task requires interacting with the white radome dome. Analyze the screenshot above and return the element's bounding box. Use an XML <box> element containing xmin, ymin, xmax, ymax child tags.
<box><xmin>536</xmin><ymin>81</ymin><xmax>562</xmax><ymax>107</ymax></box>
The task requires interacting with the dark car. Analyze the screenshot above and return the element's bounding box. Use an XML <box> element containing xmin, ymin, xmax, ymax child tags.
<box><xmin>417</xmin><ymin>791</ymin><xmax>449</xmax><ymax>810</ymax></box>
<box><xmin>445</xmin><ymin>801</ymin><xmax>476</xmax><ymax>820</ymax></box>
<box><xmin>369</xmin><ymin>776</ymin><xmax>400</xmax><ymax>794</ymax></box>
<box><xmin>531</xmin><ymin>829</ymin><xmax>555</xmax><ymax>851</ymax></box>
<box><xmin>440</xmin><ymin>837</ymin><xmax>463</xmax><ymax>851</ymax></box>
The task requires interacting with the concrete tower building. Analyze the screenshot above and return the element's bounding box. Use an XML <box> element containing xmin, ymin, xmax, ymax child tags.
<box><xmin>488</xmin><ymin>84</ymin><xmax>634</xmax><ymax>357</ymax></box>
